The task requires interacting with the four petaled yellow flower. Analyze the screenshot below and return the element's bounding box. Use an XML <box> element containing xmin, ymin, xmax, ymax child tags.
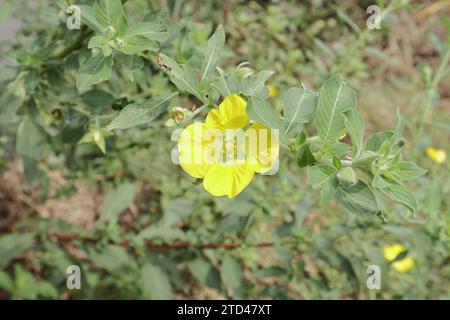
<box><xmin>178</xmin><ymin>94</ymin><xmax>279</xmax><ymax>198</ymax></box>
<box><xmin>425</xmin><ymin>147</ymin><xmax>447</xmax><ymax>164</ymax></box>
<box><xmin>384</xmin><ymin>243</ymin><xmax>415</xmax><ymax>273</ymax></box>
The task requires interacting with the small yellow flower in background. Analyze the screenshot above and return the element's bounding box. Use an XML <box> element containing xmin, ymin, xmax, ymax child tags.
<box><xmin>268</xmin><ymin>85</ymin><xmax>279</xmax><ymax>97</ymax></box>
<box><xmin>425</xmin><ymin>147</ymin><xmax>447</xmax><ymax>164</ymax></box>
<box><xmin>178</xmin><ymin>95</ymin><xmax>280</xmax><ymax>198</ymax></box>
<box><xmin>384</xmin><ymin>243</ymin><xmax>415</xmax><ymax>273</ymax></box>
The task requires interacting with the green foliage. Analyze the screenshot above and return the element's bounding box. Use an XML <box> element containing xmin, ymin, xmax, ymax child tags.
<box><xmin>0</xmin><ymin>0</ymin><xmax>448</xmax><ymax>300</ymax></box>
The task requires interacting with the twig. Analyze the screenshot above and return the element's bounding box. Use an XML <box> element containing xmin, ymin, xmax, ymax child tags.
<box><xmin>55</xmin><ymin>28</ymin><xmax>93</xmax><ymax>60</ymax></box>
<box><xmin>49</xmin><ymin>232</ymin><xmax>290</xmax><ymax>251</ymax></box>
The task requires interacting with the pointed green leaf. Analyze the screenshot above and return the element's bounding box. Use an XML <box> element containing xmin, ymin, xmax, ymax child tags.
<box><xmin>344</xmin><ymin>109</ymin><xmax>364</xmax><ymax>158</ymax></box>
<box><xmin>0</xmin><ymin>233</ymin><xmax>34</xmax><ymax>268</ymax></box>
<box><xmin>120</xmin><ymin>35</ymin><xmax>159</xmax><ymax>55</ymax></box>
<box><xmin>283</xmin><ymin>87</ymin><xmax>318</xmax><ymax>134</ymax></box>
<box><xmin>384</xmin><ymin>161</ymin><xmax>427</xmax><ymax>182</ymax></box>
<box><xmin>158</xmin><ymin>54</ymin><xmax>204</xmax><ymax>102</ymax></box>
<box><xmin>107</xmin><ymin>93</ymin><xmax>177</xmax><ymax>130</ymax></box>
<box><xmin>247</xmin><ymin>96</ymin><xmax>283</xmax><ymax>131</ymax></box>
<box><xmin>76</xmin><ymin>54</ymin><xmax>113</xmax><ymax>92</ymax></box>
<box><xmin>100</xmin><ymin>182</ymin><xmax>136</xmax><ymax>222</ymax></box>
<box><xmin>126</xmin><ymin>22</ymin><xmax>169</xmax><ymax>42</ymax></box>
<box><xmin>221</xmin><ymin>256</ymin><xmax>244</xmax><ymax>299</ymax></box>
<box><xmin>79</xmin><ymin>5</ymin><xmax>104</xmax><ymax>34</ymax></box>
<box><xmin>365</xmin><ymin>130</ymin><xmax>393</xmax><ymax>152</ymax></box>
<box><xmin>188</xmin><ymin>259</ymin><xmax>223</xmax><ymax>292</ymax></box>
<box><xmin>320</xmin><ymin>176</ymin><xmax>338</xmax><ymax>205</ymax></box>
<box><xmin>94</xmin><ymin>0</ymin><xmax>127</xmax><ymax>36</ymax></box>
<box><xmin>242</xmin><ymin>70</ymin><xmax>274</xmax><ymax>97</ymax></box>
<box><xmin>16</xmin><ymin>116</ymin><xmax>47</xmax><ymax>161</ymax></box>
<box><xmin>201</xmin><ymin>24</ymin><xmax>225</xmax><ymax>81</ymax></box>
<box><xmin>141</xmin><ymin>262</ymin><xmax>174</xmax><ymax>299</ymax></box>
<box><xmin>316</xmin><ymin>75</ymin><xmax>356</xmax><ymax>148</ymax></box>
<box><xmin>379</xmin><ymin>181</ymin><xmax>418</xmax><ymax>214</ymax></box>
<box><xmin>297</xmin><ymin>143</ymin><xmax>316</xmax><ymax>168</ymax></box>
<box><xmin>336</xmin><ymin>180</ymin><xmax>380</xmax><ymax>215</ymax></box>
<box><xmin>308</xmin><ymin>164</ymin><xmax>336</xmax><ymax>189</ymax></box>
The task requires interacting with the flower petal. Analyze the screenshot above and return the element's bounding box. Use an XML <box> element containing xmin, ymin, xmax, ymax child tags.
<box><xmin>178</xmin><ymin>123</ymin><xmax>214</xmax><ymax>178</ymax></box>
<box><xmin>203</xmin><ymin>163</ymin><xmax>254</xmax><ymax>198</ymax></box>
<box><xmin>246</xmin><ymin>123</ymin><xmax>280</xmax><ymax>173</ymax></box>
<box><xmin>206</xmin><ymin>94</ymin><xmax>249</xmax><ymax>130</ymax></box>
<box><xmin>383</xmin><ymin>243</ymin><xmax>406</xmax><ymax>262</ymax></box>
<box><xmin>392</xmin><ymin>257</ymin><xmax>414</xmax><ymax>273</ymax></box>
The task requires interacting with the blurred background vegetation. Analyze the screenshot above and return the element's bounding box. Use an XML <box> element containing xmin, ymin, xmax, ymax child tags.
<box><xmin>0</xmin><ymin>0</ymin><xmax>449</xmax><ymax>299</ymax></box>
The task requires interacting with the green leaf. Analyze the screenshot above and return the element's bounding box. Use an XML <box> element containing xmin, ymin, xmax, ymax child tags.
<box><xmin>81</xmin><ymin>89</ymin><xmax>114</xmax><ymax>109</ymax></box>
<box><xmin>120</xmin><ymin>35</ymin><xmax>159</xmax><ymax>55</ymax></box>
<box><xmin>0</xmin><ymin>76</ymin><xmax>25</xmax><ymax>131</ymax></box>
<box><xmin>88</xmin><ymin>35</ymin><xmax>112</xmax><ymax>56</ymax></box>
<box><xmin>94</xmin><ymin>0</ymin><xmax>127</xmax><ymax>36</ymax></box>
<box><xmin>308</xmin><ymin>164</ymin><xmax>336</xmax><ymax>189</ymax></box>
<box><xmin>344</xmin><ymin>109</ymin><xmax>364</xmax><ymax>158</ymax></box>
<box><xmin>141</xmin><ymin>263</ymin><xmax>174</xmax><ymax>299</ymax></box>
<box><xmin>220</xmin><ymin>256</ymin><xmax>244</xmax><ymax>299</ymax></box>
<box><xmin>160</xmin><ymin>198</ymin><xmax>194</xmax><ymax>227</ymax></box>
<box><xmin>316</xmin><ymin>75</ymin><xmax>356</xmax><ymax>149</ymax></box>
<box><xmin>61</xmin><ymin>117</ymin><xmax>87</xmax><ymax>144</ymax></box>
<box><xmin>283</xmin><ymin>87</ymin><xmax>318</xmax><ymax>134</ymax></box>
<box><xmin>0</xmin><ymin>271</ymin><xmax>14</xmax><ymax>292</ymax></box>
<box><xmin>296</xmin><ymin>143</ymin><xmax>316</xmax><ymax>168</ymax></box>
<box><xmin>201</xmin><ymin>24</ymin><xmax>225</xmax><ymax>81</ymax></box>
<box><xmin>213</xmin><ymin>69</ymin><xmax>240</xmax><ymax>96</ymax></box>
<box><xmin>332</xmin><ymin>155</ymin><xmax>342</xmax><ymax>169</ymax></box>
<box><xmin>392</xmin><ymin>109</ymin><xmax>406</xmax><ymax>145</ymax></box>
<box><xmin>365</xmin><ymin>131</ymin><xmax>393</xmax><ymax>152</ymax></box>
<box><xmin>384</xmin><ymin>161</ymin><xmax>427</xmax><ymax>182</ymax></box>
<box><xmin>126</xmin><ymin>22</ymin><xmax>169</xmax><ymax>42</ymax></box>
<box><xmin>0</xmin><ymin>233</ymin><xmax>34</xmax><ymax>268</ymax></box>
<box><xmin>188</xmin><ymin>259</ymin><xmax>223</xmax><ymax>292</ymax></box>
<box><xmin>16</xmin><ymin>116</ymin><xmax>47</xmax><ymax>161</ymax></box>
<box><xmin>116</xmin><ymin>53</ymin><xmax>145</xmax><ymax>81</ymax></box>
<box><xmin>379</xmin><ymin>181</ymin><xmax>418</xmax><ymax>214</ymax></box>
<box><xmin>100</xmin><ymin>182</ymin><xmax>136</xmax><ymax>222</ymax></box>
<box><xmin>241</xmin><ymin>70</ymin><xmax>274</xmax><ymax>97</ymax></box>
<box><xmin>107</xmin><ymin>93</ymin><xmax>177</xmax><ymax>130</ymax></box>
<box><xmin>89</xmin><ymin>245</ymin><xmax>132</xmax><ymax>273</ymax></box>
<box><xmin>320</xmin><ymin>176</ymin><xmax>338</xmax><ymax>205</ymax></box>
<box><xmin>76</xmin><ymin>54</ymin><xmax>113</xmax><ymax>92</ymax></box>
<box><xmin>336</xmin><ymin>180</ymin><xmax>380</xmax><ymax>215</ymax></box>
<box><xmin>247</xmin><ymin>96</ymin><xmax>283</xmax><ymax>131</ymax></box>
<box><xmin>79</xmin><ymin>5</ymin><xmax>104</xmax><ymax>34</ymax></box>
<box><xmin>157</xmin><ymin>54</ymin><xmax>204</xmax><ymax>102</ymax></box>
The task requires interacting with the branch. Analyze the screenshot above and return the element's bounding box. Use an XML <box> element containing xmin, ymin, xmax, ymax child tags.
<box><xmin>55</xmin><ymin>28</ymin><xmax>93</xmax><ymax>60</ymax></box>
<box><xmin>50</xmin><ymin>232</ymin><xmax>285</xmax><ymax>251</ymax></box>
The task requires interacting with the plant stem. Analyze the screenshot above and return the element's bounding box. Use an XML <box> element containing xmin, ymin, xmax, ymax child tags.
<box><xmin>55</xmin><ymin>28</ymin><xmax>93</xmax><ymax>60</ymax></box>
<box><xmin>50</xmin><ymin>232</ymin><xmax>298</xmax><ymax>251</ymax></box>
<box><xmin>414</xmin><ymin>47</ymin><xmax>450</xmax><ymax>150</ymax></box>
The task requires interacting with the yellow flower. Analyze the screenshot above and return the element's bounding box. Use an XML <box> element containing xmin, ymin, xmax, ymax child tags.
<box><xmin>392</xmin><ymin>257</ymin><xmax>415</xmax><ymax>273</ymax></box>
<box><xmin>178</xmin><ymin>95</ymin><xmax>279</xmax><ymax>198</ymax></box>
<box><xmin>426</xmin><ymin>147</ymin><xmax>447</xmax><ymax>164</ymax></box>
<box><xmin>383</xmin><ymin>243</ymin><xmax>415</xmax><ymax>273</ymax></box>
<box><xmin>268</xmin><ymin>85</ymin><xmax>279</xmax><ymax>97</ymax></box>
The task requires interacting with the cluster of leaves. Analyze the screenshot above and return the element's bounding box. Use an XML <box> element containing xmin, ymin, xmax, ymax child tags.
<box><xmin>1</xmin><ymin>0</ymin><xmax>446</xmax><ymax>300</ymax></box>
